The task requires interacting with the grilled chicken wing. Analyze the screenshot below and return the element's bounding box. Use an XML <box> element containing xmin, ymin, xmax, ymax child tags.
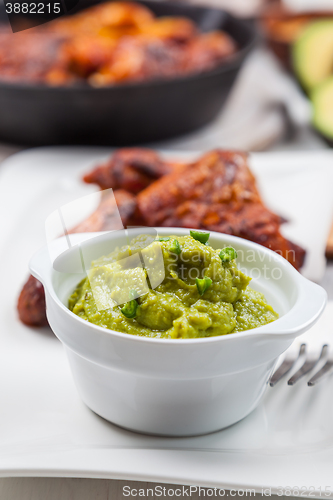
<box><xmin>89</xmin><ymin>30</ymin><xmax>236</xmax><ymax>86</ymax></box>
<box><xmin>0</xmin><ymin>28</ymin><xmax>71</xmax><ymax>84</ymax></box>
<box><xmin>83</xmin><ymin>148</ymin><xmax>178</xmax><ymax>193</ymax></box>
<box><xmin>18</xmin><ymin>148</ymin><xmax>306</xmax><ymax>327</ymax></box>
<box><xmin>50</xmin><ymin>1</ymin><xmax>155</xmax><ymax>36</ymax></box>
<box><xmin>185</xmin><ymin>32</ymin><xmax>237</xmax><ymax>73</ymax></box>
<box><xmin>17</xmin><ymin>275</ymin><xmax>48</xmax><ymax>327</ymax></box>
<box><xmin>71</xmin><ymin>188</ymin><xmax>138</xmax><ymax>233</ymax></box>
<box><xmin>137</xmin><ymin>150</ymin><xmax>305</xmax><ymax>270</ymax></box>
<box><xmin>17</xmin><ymin>189</ymin><xmax>138</xmax><ymax>326</ymax></box>
<box><xmin>138</xmin><ymin>17</ymin><xmax>198</xmax><ymax>43</ymax></box>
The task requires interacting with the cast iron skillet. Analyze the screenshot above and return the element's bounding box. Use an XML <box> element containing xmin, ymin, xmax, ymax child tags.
<box><xmin>0</xmin><ymin>0</ymin><xmax>256</xmax><ymax>146</ymax></box>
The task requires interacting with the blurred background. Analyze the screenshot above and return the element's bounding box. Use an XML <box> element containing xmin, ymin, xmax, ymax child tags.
<box><xmin>156</xmin><ymin>0</ymin><xmax>333</xmax><ymax>153</ymax></box>
<box><xmin>0</xmin><ymin>0</ymin><xmax>333</xmax><ymax>240</ymax></box>
<box><xmin>0</xmin><ymin>0</ymin><xmax>333</xmax><ymax>152</ymax></box>
<box><xmin>1</xmin><ymin>0</ymin><xmax>332</xmax><ymax>249</ymax></box>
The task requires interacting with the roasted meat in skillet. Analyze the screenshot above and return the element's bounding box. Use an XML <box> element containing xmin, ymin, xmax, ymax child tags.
<box><xmin>0</xmin><ymin>2</ymin><xmax>237</xmax><ymax>86</ymax></box>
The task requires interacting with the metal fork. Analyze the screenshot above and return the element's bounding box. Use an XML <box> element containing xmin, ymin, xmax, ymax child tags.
<box><xmin>269</xmin><ymin>344</ymin><xmax>333</xmax><ymax>387</ymax></box>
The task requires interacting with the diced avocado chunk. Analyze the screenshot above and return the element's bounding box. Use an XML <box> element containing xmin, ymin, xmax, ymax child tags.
<box><xmin>312</xmin><ymin>76</ymin><xmax>333</xmax><ymax>139</ymax></box>
<box><xmin>293</xmin><ymin>19</ymin><xmax>333</xmax><ymax>91</ymax></box>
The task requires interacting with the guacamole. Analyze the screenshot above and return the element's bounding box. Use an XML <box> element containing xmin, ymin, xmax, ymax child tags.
<box><xmin>68</xmin><ymin>232</ymin><xmax>278</xmax><ymax>339</ymax></box>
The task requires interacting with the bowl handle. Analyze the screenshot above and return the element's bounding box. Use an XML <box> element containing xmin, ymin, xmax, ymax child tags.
<box><xmin>266</xmin><ymin>276</ymin><xmax>327</xmax><ymax>337</ymax></box>
<box><xmin>29</xmin><ymin>232</ymin><xmax>99</xmax><ymax>285</ymax></box>
<box><xmin>29</xmin><ymin>245</ymin><xmax>50</xmax><ymax>286</ymax></box>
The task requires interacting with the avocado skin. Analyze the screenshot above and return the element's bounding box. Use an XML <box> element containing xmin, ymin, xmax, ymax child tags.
<box><xmin>293</xmin><ymin>19</ymin><xmax>333</xmax><ymax>91</ymax></box>
<box><xmin>312</xmin><ymin>76</ymin><xmax>333</xmax><ymax>140</ymax></box>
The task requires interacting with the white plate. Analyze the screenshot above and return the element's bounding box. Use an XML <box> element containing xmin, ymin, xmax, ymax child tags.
<box><xmin>1</xmin><ymin>147</ymin><xmax>333</xmax><ymax>495</ymax></box>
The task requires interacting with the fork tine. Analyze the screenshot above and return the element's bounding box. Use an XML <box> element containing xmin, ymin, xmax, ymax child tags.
<box><xmin>308</xmin><ymin>358</ymin><xmax>333</xmax><ymax>386</ymax></box>
<box><xmin>288</xmin><ymin>344</ymin><xmax>329</xmax><ymax>386</ymax></box>
<box><xmin>269</xmin><ymin>344</ymin><xmax>306</xmax><ymax>387</ymax></box>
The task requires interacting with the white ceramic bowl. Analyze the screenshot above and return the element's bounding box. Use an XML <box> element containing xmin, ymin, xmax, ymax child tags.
<box><xmin>30</xmin><ymin>228</ymin><xmax>327</xmax><ymax>437</ymax></box>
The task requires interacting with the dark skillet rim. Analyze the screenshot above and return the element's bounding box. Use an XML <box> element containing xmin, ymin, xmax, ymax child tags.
<box><xmin>0</xmin><ymin>9</ymin><xmax>257</xmax><ymax>92</ymax></box>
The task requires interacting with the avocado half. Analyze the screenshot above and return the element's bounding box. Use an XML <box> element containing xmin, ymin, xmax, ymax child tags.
<box><xmin>293</xmin><ymin>19</ymin><xmax>333</xmax><ymax>91</ymax></box>
<box><xmin>312</xmin><ymin>76</ymin><xmax>333</xmax><ymax>140</ymax></box>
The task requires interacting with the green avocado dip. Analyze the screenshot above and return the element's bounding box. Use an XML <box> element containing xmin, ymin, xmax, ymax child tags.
<box><xmin>68</xmin><ymin>232</ymin><xmax>278</xmax><ymax>339</ymax></box>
